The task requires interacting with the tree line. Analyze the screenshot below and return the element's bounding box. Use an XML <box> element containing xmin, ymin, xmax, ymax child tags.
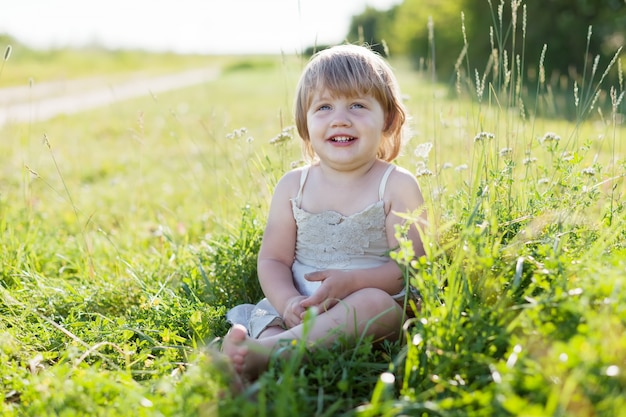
<box><xmin>337</xmin><ymin>0</ymin><xmax>624</xmax><ymax>117</ymax></box>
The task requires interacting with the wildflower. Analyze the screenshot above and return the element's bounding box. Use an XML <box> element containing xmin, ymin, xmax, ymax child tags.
<box><xmin>582</xmin><ymin>167</ymin><xmax>596</xmax><ymax>176</ymax></box>
<box><xmin>432</xmin><ymin>186</ymin><xmax>445</xmax><ymax>199</ymax></box>
<box><xmin>474</xmin><ymin>132</ymin><xmax>495</xmax><ymax>142</ymax></box>
<box><xmin>455</xmin><ymin>164</ymin><xmax>468</xmax><ymax>171</ymax></box>
<box><xmin>414</xmin><ymin>142</ymin><xmax>433</xmax><ymax>159</ymax></box>
<box><xmin>442</xmin><ymin>162</ymin><xmax>453</xmax><ymax>170</ymax></box>
<box><xmin>523</xmin><ymin>157</ymin><xmax>537</xmax><ymax>165</ymax></box>
<box><xmin>538</xmin><ymin>177</ymin><xmax>549</xmax><ymax>185</ymax></box>
<box><xmin>499</xmin><ymin>147</ymin><xmax>512</xmax><ymax>157</ymax></box>
<box><xmin>415</xmin><ymin>161</ymin><xmax>433</xmax><ymax>177</ymax></box>
<box><xmin>290</xmin><ymin>160</ymin><xmax>305</xmax><ymax>169</ymax></box>
<box><xmin>561</xmin><ymin>151</ymin><xmax>574</xmax><ymax>162</ymax></box>
<box><xmin>227</xmin><ymin>127</ymin><xmax>248</xmax><ymax>140</ymax></box>
<box><xmin>606</xmin><ymin>365</ymin><xmax>619</xmax><ymax>377</ymax></box>
<box><xmin>540</xmin><ymin>132</ymin><xmax>561</xmax><ymax>144</ymax></box>
<box><xmin>270</xmin><ymin>126</ymin><xmax>294</xmax><ymax>145</ymax></box>
<box><xmin>416</xmin><ymin>168</ymin><xmax>433</xmax><ymax>177</ymax></box>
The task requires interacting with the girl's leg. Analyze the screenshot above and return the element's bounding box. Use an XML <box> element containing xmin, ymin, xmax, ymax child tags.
<box><xmin>222</xmin><ymin>288</ymin><xmax>403</xmax><ymax>381</ymax></box>
<box><xmin>258</xmin><ymin>326</ymin><xmax>288</xmax><ymax>339</ymax></box>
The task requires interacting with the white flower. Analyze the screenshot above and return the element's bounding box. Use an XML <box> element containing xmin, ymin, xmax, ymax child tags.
<box><xmin>290</xmin><ymin>160</ymin><xmax>305</xmax><ymax>169</ymax></box>
<box><xmin>432</xmin><ymin>186</ymin><xmax>446</xmax><ymax>199</ymax></box>
<box><xmin>269</xmin><ymin>126</ymin><xmax>295</xmax><ymax>145</ymax></box>
<box><xmin>474</xmin><ymin>132</ymin><xmax>495</xmax><ymax>142</ymax></box>
<box><xmin>499</xmin><ymin>147</ymin><xmax>512</xmax><ymax>157</ymax></box>
<box><xmin>415</xmin><ymin>161</ymin><xmax>433</xmax><ymax>177</ymax></box>
<box><xmin>414</xmin><ymin>142</ymin><xmax>433</xmax><ymax>159</ymax></box>
<box><xmin>582</xmin><ymin>167</ymin><xmax>596</xmax><ymax>176</ymax></box>
<box><xmin>540</xmin><ymin>132</ymin><xmax>561</xmax><ymax>144</ymax></box>
<box><xmin>416</xmin><ymin>168</ymin><xmax>434</xmax><ymax>177</ymax></box>
<box><xmin>455</xmin><ymin>164</ymin><xmax>469</xmax><ymax>171</ymax></box>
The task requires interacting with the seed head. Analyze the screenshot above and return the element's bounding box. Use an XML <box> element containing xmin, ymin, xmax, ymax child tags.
<box><xmin>3</xmin><ymin>45</ymin><xmax>11</xmax><ymax>61</ymax></box>
<box><xmin>539</xmin><ymin>44</ymin><xmax>547</xmax><ymax>86</ymax></box>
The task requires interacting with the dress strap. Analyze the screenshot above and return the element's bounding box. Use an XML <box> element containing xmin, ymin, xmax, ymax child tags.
<box><xmin>294</xmin><ymin>166</ymin><xmax>310</xmax><ymax>207</ymax></box>
<box><xmin>378</xmin><ymin>164</ymin><xmax>395</xmax><ymax>200</ymax></box>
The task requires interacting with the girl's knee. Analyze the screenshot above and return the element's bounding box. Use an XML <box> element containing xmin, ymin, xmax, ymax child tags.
<box><xmin>349</xmin><ymin>288</ymin><xmax>401</xmax><ymax>313</ymax></box>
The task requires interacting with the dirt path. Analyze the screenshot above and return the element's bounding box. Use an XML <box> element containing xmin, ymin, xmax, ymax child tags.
<box><xmin>0</xmin><ymin>67</ymin><xmax>220</xmax><ymax>127</ymax></box>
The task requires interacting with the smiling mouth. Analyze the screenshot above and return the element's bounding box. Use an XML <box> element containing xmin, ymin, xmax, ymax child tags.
<box><xmin>330</xmin><ymin>136</ymin><xmax>356</xmax><ymax>143</ymax></box>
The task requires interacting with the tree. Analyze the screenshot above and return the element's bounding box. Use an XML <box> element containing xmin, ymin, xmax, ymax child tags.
<box><xmin>345</xmin><ymin>5</ymin><xmax>399</xmax><ymax>56</ymax></box>
<box><xmin>349</xmin><ymin>0</ymin><xmax>625</xmax><ymax>85</ymax></box>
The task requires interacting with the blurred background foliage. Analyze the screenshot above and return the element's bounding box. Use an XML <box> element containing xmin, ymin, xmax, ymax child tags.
<box><xmin>343</xmin><ymin>0</ymin><xmax>625</xmax><ymax>120</ymax></box>
<box><xmin>347</xmin><ymin>0</ymin><xmax>625</xmax><ymax>85</ymax></box>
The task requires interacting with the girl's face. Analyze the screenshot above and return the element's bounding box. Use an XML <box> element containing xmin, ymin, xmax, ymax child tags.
<box><xmin>306</xmin><ymin>89</ymin><xmax>386</xmax><ymax>171</ymax></box>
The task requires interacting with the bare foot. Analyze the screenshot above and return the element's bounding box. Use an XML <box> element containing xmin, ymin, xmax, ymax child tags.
<box><xmin>204</xmin><ymin>347</ymin><xmax>245</xmax><ymax>397</ymax></box>
<box><xmin>222</xmin><ymin>324</ymin><xmax>272</xmax><ymax>382</ymax></box>
<box><xmin>222</xmin><ymin>324</ymin><xmax>248</xmax><ymax>374</ymax></box>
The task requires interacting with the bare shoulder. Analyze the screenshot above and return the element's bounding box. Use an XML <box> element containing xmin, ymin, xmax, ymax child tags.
<box><xmin>385</xmin><ymin>164</ymin><xmax>424</xmax><ymax>209</ymax></box>
<box><xmin>272</xmin><ymin>167</ymin><xmax>306</xmax><ymax>199</ymax></box>
<box><xmin>387</xmin><ymin>165</ymin><xmax>421</xmax><ymax>192</ymax></box>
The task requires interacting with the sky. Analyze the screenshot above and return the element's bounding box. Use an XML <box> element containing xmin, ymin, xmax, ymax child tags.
<box><xmin>0</xmin><ymin>0</ymin><xmax>401</xmax><ymax>54</ymax></box>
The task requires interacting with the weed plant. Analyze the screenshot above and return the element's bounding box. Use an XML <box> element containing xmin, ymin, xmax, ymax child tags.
<box><xmin>1</xmin><ymin>3</ymin><xmax>625</xmax><ymax>416</ymax></box>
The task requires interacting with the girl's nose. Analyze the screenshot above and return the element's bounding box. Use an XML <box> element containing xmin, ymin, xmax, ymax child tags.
<box><xmin>330</xmin><ymin>109</ymin><xmax>351</xmax><ymax>127</ymax></box>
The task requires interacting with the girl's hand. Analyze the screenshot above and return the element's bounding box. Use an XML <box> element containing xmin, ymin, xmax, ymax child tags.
<box><xmin>283</xmin><ymin>295</ymin><xmax>307</xmax><ymax>328</ymax></box>
<box><xmin>300</xmin><ymin>270</ymin><xmax>351</xmax><ymax>312</ymax></box>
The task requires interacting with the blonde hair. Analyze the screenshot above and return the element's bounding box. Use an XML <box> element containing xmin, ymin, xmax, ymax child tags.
<box><xmin>294</xmin><ymin>44</ymin><xmax>407</xmax><ymax>162</ymax></box>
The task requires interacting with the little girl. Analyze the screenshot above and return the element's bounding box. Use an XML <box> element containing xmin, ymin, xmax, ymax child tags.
<box><xmin>223</xmin><ymin>44</ymin><xmax>425</xmax><ymax>382</ymax></box>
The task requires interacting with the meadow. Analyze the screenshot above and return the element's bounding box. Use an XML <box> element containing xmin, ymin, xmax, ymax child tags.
<box><xmin>1</xmin><ymin>28</ymin><xmax>626</xmax><ymax>417</ymax></box>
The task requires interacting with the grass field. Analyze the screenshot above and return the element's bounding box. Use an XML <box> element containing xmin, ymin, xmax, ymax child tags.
<box><xmin>1</xmin><ymin>36</ymin><xmax>625</xmax><ymax>417</ymax></box>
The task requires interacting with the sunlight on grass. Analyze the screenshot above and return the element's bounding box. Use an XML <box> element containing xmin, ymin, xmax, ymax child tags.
<box><xmin>1</xmin><ymin>15</ymin><xmax>625</xmax><ymax>416</ymax></box>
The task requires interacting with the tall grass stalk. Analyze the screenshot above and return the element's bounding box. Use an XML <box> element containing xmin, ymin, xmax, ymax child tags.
<box><xmin>42</xmin><ymin>134</ymin><xmax>96</xmax><ymax>276</ymax></box>
<box><xmin>1</xmin><ymin>19</ymin><xmax>625</xmax><ymax>416</ymax></box>
<box><xmin>384</xmin><ymin>1</ymin><xmax>626</xmax><ymax>415</ymax></box>
<box><xmin>0</xmin><ymin>44</ymin><xmax>11</xmax><ymax>79</ymax></box>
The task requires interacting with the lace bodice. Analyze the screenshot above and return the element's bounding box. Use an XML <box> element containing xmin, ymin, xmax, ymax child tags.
<box><xmin>291</xmin><ymin>200</ymin><xmax>389</xmax><ymax>269</ymax></box>
<box><xmin>289</xmin><ymin>164</ymin><xmax>395</xmax><ymax>289</ymax></box>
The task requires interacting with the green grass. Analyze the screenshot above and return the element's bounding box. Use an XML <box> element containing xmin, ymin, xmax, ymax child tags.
<box><xmin>0</xmin><ymin>41</ymin><xmax>234</xmax><ymax>87</ymax></box>
<box><xmin>1</xmin><ymin>29</ymin><xmax>625</xmax><ymax>417</ymax></box>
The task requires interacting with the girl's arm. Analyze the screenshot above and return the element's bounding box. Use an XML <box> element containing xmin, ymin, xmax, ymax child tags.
<box><xmin>257</xmin><ymin>170</ymin><xmax>303</xmax><ymax>320</ymax></box>
<box><xmin>384</xmin><ymin>165</ymin><xmax>427</xmax><ymax>261</ymax></box>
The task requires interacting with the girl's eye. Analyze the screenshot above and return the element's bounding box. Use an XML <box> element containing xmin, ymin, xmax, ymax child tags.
<box><xmin>351</xmin><ymin>103</ymin><xmax>365</xmax><ymax>109</ymax></box>
<box><xmin>318</xmin><ymin>104</ymin><xmax>331</xmax><ymax>111</ymax></box>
